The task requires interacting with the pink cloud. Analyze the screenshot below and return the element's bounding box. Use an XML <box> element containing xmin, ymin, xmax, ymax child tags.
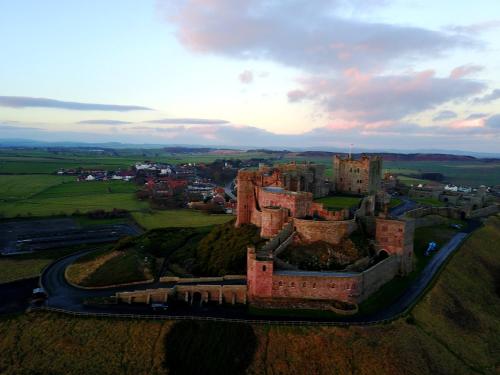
<box><xmin>449</xmin><ymin>64</ymin><xmax>484</xmax><ymax>79</ymax></box>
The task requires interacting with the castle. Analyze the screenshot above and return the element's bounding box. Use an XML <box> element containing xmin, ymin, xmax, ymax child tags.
<box><xmin>239</xmin><ymin>155</ymin><xmax>414</xmax><ymax>310</ymax></box>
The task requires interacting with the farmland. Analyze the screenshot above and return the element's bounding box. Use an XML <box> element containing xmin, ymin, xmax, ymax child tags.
<box><xmin>0</xmin><ymin>215</ymin><xmax>498</xmax><ymax>375</ymax></box>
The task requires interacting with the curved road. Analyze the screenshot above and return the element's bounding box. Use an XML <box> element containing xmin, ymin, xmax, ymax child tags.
<box><xmin>40</xmin><ymin>224</ymin><xmax>474</xmax><ymax>323</ymax></box>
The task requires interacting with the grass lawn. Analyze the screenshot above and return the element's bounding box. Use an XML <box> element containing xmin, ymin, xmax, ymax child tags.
<box><xmin>396</xmin><ymin>175</ymin><xmax>432</xmax><ymax>186</ymax></box>
<box><xmin>66</xmin><ymin>248</ymin><xmax>154</xmax><ymax>287</ymax></box>
<box><xmin>314</xmin><ymin>195</ymin><xmax>361</xmax><ymax>211</ymax></box>
<box><xmin>413</xmin><ymin>197</ymin><xmax>442</xmax><ymax>207</ymax></box>
<box><xmin>0</xmin><ymin>175</ymin><xmax>74</xmax><ymax>202</ymax></box>
<box><xmin>132</xmin><ymin>209</ymin><xmax>234</xmax><ymax>230</ymax></box>
<box><xmin>388</xmin><ymin>198</ymin><xmax>402</xmax><ymax>208</ymax></box>
<box><xmin>0</xmin><ymin>180</ymin><xmax>147</xmax><ymax>218</ymax></box>
<box><xmin>0</xmin><ymin>246</ymin><xmax>99</xmax><ymax>284</ymax></box>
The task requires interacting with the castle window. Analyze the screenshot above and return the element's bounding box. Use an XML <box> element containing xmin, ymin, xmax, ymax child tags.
<box><xmin>302</xmin><ymin>282</ymin><xmax>307</xmax><ymax>287</ymax></box>
<box><xmin>359</xmin><ymin>180</ymin><xmax>362</xmax><ymax>183</ymax></box>
<box><xmin>291</xmin><ymin>282</ymin><xmax>295</xmax><ymax>287</ymax></box>
<box><xmin>398</xmin><ymin>228</ymin><xmax>403</xmax><ymax>232</ymax></box>
<box><xmin>330</xmin><ymin>283</ymin><xmax>336</xmax><ymax>288</ymax></box>
<box><xmin>312</xmin><ymin>283</ymin><xmax>316</xmax><ymax>288</ymax></box>
<box><xmin>279</xmin><ymin>281</ymin><xmax>283</xmax><ymax>287</ymax></box>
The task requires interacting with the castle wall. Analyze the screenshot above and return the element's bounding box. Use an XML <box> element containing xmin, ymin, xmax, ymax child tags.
<box><xmin>359</xmin><ymin>255</ymin><xmax>399</xmax><ymax>300</ymax></box>
<box><xmin>293</xmin><ymin>218</ymin><xmax>356</xmax><ymax>245</ymax></box>
<box><xmin>270</xmin><ymin>271</ymin><xmax>361</xmax><ymax>303</ymax></box>
<box><xmin>260</xmin><ymin>207</ymin><xmax>288</xmax><ymax>238</ymax></box>
<box><xmin>257</xmin><ymin>187</ymin><xmax>312</xmax><ymax>218</ymax></box>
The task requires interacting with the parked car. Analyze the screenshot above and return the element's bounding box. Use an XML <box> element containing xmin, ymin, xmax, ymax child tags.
<box><xmin>31</xmin><ymin>287</ymin><xmax>47</xmax><ymax>304</ymax></box>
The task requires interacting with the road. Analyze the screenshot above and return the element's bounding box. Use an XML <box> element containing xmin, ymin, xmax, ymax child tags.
<box><xmin>390</xmin><ymin>196</ymin><xmax>417</xmax><ymax>218</ymax></box>
<box><xmin>37</xmin><ymin>226</ymin><xmax>472</xmax><ymax>324</ymax></box>
<box><xmin>224</xmin><ymin>181</ymin><xmax>236</xmax><ymax>201</ymax></box>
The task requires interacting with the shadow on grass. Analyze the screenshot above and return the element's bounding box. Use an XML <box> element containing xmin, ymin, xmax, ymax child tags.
<box><xmin>164</xmin><ymin>320</ymin><xmax>257</xmax><ymax>375</ymax></box>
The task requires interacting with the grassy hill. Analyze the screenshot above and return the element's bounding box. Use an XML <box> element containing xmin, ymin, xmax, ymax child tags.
<box><xmin>0</xmin><ymin>216</ymin><xmax>499</xmax><ymax>374</ymax></box>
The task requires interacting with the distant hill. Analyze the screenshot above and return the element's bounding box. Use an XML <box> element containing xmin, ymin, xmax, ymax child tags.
<box><xmin>294</xmin><ymin>151</ymin><xmax>486</xmax><ymax>162</ymax></box>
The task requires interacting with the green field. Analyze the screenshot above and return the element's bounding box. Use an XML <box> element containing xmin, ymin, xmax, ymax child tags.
<box><xmin>0</xmin><ymin>175</ymin><xmax>74</xmax><ymax>202</ymax></box>
<box><xmin>0</xmin><ymin>149</ymin><xmax>269</xmax><ymax>174</ymax></box>
<box><xmin>314</xmin><ymin>195</ymin><xmax>361</xmax><ymax>210</ymax></box>
<box><xmin>413</xmin><ymin>197</ymin><xmax>443</xmax><ymax>207</ymax></box>
<box><xmin>0</xmin><ymin>180</ymin><xmax>147</xmax><ymax>218</ymax></box>
<box><xmin>132</xmin><ymin>210</ymin><xmax>234</xmax><ymax>230</ymax></box>
<box><xmin>384</xmin><ymin>160</ymin><xmax>500</xmax><ymax>187</ymax></box>
<box><xmin>0</xmin><ymin>246</ymin><xmax>101</xmax><ymax>284</ymax></box>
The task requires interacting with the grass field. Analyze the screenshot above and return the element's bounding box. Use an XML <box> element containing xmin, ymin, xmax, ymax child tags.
<box><xmin>413</xmin><ymin>197</ymin><xmax>443</xmax><ymax>207</ymax></box>
<box><xmin>132</xmin><ymin>210</ymin><xmax>234</xmax><ymax>230</ymax></box>
<box><xmin>0</xmin><ymin>216</ymin><xmax>498</xmax><ymax>374</ymax></box>
<box><xmin>0</xmin><ymin>175</ymin><xmax>74</xmax><ymax>202</ymax></box>
<box><xmin>0</xmin><ymin>246</ymin><xmax>100</xmax><ymax>284</ymax></box>
<box><xmin>385</xmin><ymin>160</ymin><xmax>500</xmax><ymax>187</ymax></box>
<box><xmin>66</xmin><ymin>248</ymin><xmax>154</xmax><ymax>287</ymax></box>
<box><xmin>314</xmin><ymin>195</ymin><xmax>361</xmax><ymax>210</ymax></box>
<box><xmin>0</xmin><ymin>179</ymin><xmax>147</xmax><ymax>218</ymax></box>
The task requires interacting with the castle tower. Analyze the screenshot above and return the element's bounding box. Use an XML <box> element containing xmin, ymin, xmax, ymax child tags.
<box><xmin>333</xmin><ymin>154</ymin><xmax>382</xmax><ymax>195</ymax></box>
<box><xmin>235</xmin><ymin>170</ymin><xmax>256</xmax><ymax>227</ymax></box>
<box><xmin>375</xmin><ymin>218</ymin><xmax>414</xmax><ymax>275</ymax></box>
<box><xmin>247</xmin><ymin>246</ymin><xmax>274</xmax><ymax>300</ymax></box>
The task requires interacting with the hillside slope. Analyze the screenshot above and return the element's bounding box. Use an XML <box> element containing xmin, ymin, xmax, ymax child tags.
<box><xmin>0</xmin><ymin>217</ymin><xmax>499</xmax><ymax>375</ymax></box>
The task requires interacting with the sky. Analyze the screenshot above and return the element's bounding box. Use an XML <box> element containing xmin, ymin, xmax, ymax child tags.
<box><xmin>1</xmin><ymin>0</ymin><xmax>500</xmax><ymax>153</ymax></box>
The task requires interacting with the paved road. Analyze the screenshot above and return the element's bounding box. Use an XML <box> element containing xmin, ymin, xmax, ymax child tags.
<box><xmin>390</xmin><ymin>196</ymin><xmax>417</xmax><ymax>218</ymax></box>
<box><xmin>224</xmin><ymin>181</ymin><xmax>236</xmax><ymax>201</ymax></box>
<box><xmin>38</xmin><ymin>227</ymin><xmax>472</xmax><ymax>323</ymax></box>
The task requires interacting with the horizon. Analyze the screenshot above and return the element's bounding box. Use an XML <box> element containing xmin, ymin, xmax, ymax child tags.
<box><xmin>1</xmin><ymin>1</ymin><xmax>500</xmax><ymax>153</ymax></box>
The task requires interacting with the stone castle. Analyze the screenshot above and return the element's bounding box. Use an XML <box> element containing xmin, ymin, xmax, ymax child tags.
<box><xmin>239</xmin><ymin>155</ymin><xmax>414</xmax><ymax>310</ymax></box>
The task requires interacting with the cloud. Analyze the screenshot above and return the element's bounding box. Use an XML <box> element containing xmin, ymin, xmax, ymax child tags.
<box><xmin>145</xmin><ymin>118</ymin><xmax>230</xmax><ymax>125</ymax></box>
<box><xmin>289</xmin><ymin>69</ymin><xmax>484</xmax><ymax>122</ymax></box>
<box><xmin>77</xmin><ymin>119</ymin><xmax>133</xmax><ymax>125</ymax></box>
<box><xmin>473</xmin><ymin>89</ymin><xmax>500</xmax><ymax>104</ymax></box>
<box><xmin>433</xmin><ymin>110</ymin><xmax>457</xmax><ymax>121</ymax></box>
<box><xmin>163</xmin><ymin>0</ymin><xmax>475</xmax><ymax>73</ymax></box>
<box><xmin>239</xmin><ymin>70</ymin><xmax>253</xmax><ymax>84</ymax></box>
<box><xmin>486</xmin><ymin>115</ymin><xmax>500</xmax><ymax>129</ymax></box>
<box><xmin>448</xmin><ymin>20</ymin><xmax>500</xmax><ymax>33</ymax></box>
<box><xmin>287</xmin><ymin>89</ymin><xmax>308</xmax><ymax>103</ymax></box>
<box><xmin>466</xmin><ymin>113</ymin><xmax>488</xmax><ymax>120</ymax></box>
<box><xmin>0</xmin><ymin>96</ymin><xmax>152</xmax><ymax>111</ymax></box>
<box><xmin>0</xmin><ymin>124</ymin><xmax>42</xmax><ymax>131</ymax></box>
<box><xmin>449</xmin><ymin>64</ymin><xmax>483</xmax><ymax>79</ymax></box>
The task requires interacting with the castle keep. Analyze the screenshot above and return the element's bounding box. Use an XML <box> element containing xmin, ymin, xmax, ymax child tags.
<box><xmin>333</xmin><ymin>155</ymin><xmax>382</xmax><ymax>195</ymax></box>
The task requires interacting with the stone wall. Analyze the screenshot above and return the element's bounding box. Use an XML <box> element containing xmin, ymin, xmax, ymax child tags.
<box><xmin>360</xmin><ymin>255</ymin><xmax>399</xmax><ymax>300</ymax></box>
<box><xmin>293</xmin><ymin>218</ymin><xmax>356</xmax><ymax>245</ymax></box>
<box><xmin>257</xmin><ymin>187</ymin><xmax>312</xmax><ymax>218</ymax></box>
<box><xmin>260</xmin><ymin>207</ymin><xmax>288</xmax><ymax>238</ymax></box>
<box><xmin>270</xmin><ymin>270</ymin><xmax>362</xmax><ymax>303</ymax></box>
<box><xmin>468</xmin><ymin>204</ymin><xmax>499</xmax><ymax>218</ymax></box>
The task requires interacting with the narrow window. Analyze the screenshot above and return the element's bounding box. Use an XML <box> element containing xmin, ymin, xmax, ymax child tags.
<box><xmin>262</xmin><ymin>265</ymin><xmax>266</xmax><ymax>272</ymax></box>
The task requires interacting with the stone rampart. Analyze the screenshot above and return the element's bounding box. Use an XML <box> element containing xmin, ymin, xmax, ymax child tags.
<box><xmin>469</xmin><ymin>204</ymin><xmax>499</xmax><ymax>218</ymax></box>
<box><xmin>359</xmin><ymin>255</ymin><xmax>399</xmax><ymax>300</ymax></box>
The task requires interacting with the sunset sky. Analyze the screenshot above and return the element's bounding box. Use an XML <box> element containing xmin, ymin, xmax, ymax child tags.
<box><xmin>1</xmin><ymin>0</ymin><xmax>500</xmax><ymax>152</ymax></box>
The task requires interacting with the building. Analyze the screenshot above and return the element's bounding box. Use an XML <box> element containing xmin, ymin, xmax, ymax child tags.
<box><xmin>236</xmin><ymin>156</ymin><xmax>415</xmax><ymax>309</ymax></box>
<box><xmin>333</xmin><ymin>155</ymin><xmax>382</xmax><ymax>195</ymax></box>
